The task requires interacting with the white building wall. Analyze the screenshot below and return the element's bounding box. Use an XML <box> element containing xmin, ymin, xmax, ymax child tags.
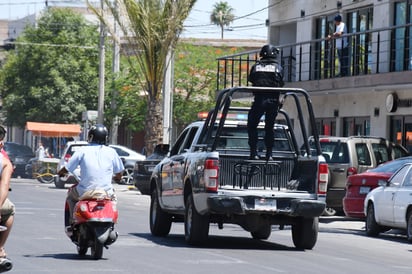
<box><xmin>268</xmin><ymin>0</ymin><xmax>412</xmax><ymax>147</ymax></box>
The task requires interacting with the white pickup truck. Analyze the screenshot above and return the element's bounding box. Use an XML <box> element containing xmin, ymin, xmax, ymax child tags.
<box><xmin>149</xmin><ymin>86</ymin><xmax>328</xmax><ymax>249</ymax></box>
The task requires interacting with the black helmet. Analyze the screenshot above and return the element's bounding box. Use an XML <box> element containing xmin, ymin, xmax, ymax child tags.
<box><xmin>88</xmin><ymin>124</ymin><xmax>108</xmax><ymax>145</ymax></box>
<box><xmin>259</xmin><ymin>44</ymin><xmax>279</xmax><ymax>59</ymax></box>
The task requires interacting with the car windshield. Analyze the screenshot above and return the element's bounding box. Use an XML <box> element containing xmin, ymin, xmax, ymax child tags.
<box><xmin>371</xmin><ymin>157</ymin><xmax>412</xmax><ymax>173</ymax></box>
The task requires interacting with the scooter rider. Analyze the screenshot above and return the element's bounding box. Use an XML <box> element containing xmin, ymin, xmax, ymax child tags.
<box><xmin>58</xmin><ymin>124</ymin><xmax>124</xmax><ymax>229</ymax></box>
<box><xmin>247</xmin><ymin>44</ymin><xmax>284</xmax><ymax>160</ymax></box>
<box><xmin>0</xmin><ymin>125</ymin><xmax>15</xmax><ymax>262</ymax></box>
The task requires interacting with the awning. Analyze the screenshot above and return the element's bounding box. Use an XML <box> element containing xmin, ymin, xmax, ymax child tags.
<box><xmin>26</xmin><ymin>122</ymin><xmax>81</xmax><ymax>137</ymax></box>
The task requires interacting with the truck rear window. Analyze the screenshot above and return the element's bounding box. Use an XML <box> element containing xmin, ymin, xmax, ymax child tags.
<box><xmin>215</xmin><ymin>126</ymin><xmax>292</xmax><ymax>152</ymax></box>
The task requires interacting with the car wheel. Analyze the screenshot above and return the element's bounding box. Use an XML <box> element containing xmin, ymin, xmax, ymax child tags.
<box><xmin>251</xmin><ymin>225</ymin><xmax>272</xmax><ymax>240</ymax></box>
<box><xmin>407</xmin><ymin>211</ymin><xmax>412</xmax><ymax>243</ymax></box>
<box><xmin>149</xmin><ymin>188</ymin><xmax>172</xmax><ymax>236</ymax></box>
<box><xmin>184</xmin><ymin>193</ymin><xmax>209</xmax><ymax>245</ymax></box>
<box><xmin>322</xmin><ymin>207</ymin><xmax>336</xmax><ymax>216</ymax></box>
<box><xmin>365</xmin><ymin>204</ymin><xmax>381</xmax><ymax>237</ymax></box>
<box><xmin>291</xmin><ymin>217</ymin><xmax>318</xmax><ymax>249</ymax></box>
<box><xmin>120</xmin><ymin>166</ymin><xmax>134</xmax><ymax>185</ymax></box>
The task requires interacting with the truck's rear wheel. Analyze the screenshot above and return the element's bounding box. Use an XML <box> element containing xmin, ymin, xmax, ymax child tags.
<box><xmin>251</xmin><ymin>225</ymin><xmax>271</xmax><ymax>240</ymax></box>
<box><xmin>150</xmin><ymin>188</ymin><xmax>172</xmax><ymax>236</ymax></box>
<box><xmin>291</xmin><ymin>217</ymin><xmax>318</xmax><ymax>249</ymax></box>
<box><xmin>184</xmin><ymin>194</ymin><xmax>209</xmax><ymax>245</ymax></box>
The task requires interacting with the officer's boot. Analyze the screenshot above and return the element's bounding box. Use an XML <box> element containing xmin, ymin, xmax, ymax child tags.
<box><xmin>266</xmin><ymin>148</ymin><xmax>273</xmax><ymax>161</ymax></box>
<box><xmin>250</xmin><ymin>148</ymin><xmax>259</xmax><ymax>160</ymax></box>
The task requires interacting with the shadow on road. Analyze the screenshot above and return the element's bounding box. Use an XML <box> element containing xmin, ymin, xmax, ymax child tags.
<box><xmin>130</xmin><ymin>232</ymin><xmax>303</xmax><ymax>251</ymax></box>
<box><xmin>23</xmin><ymin>253</ymin><xmax>109</xmax><ymax>261</ymax></box>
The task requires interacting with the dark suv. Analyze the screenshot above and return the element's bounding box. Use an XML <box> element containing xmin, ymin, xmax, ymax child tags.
<box><xmin>308</xmin><ymin>136</ymin><xmax>409</xmax><ymax>215</ymax></box>
<box><xmin>4</xmin><ymin>142</ymin><xmax>35</xmax><ymax>178</ymax></box>
<box><xmin>133</xmin><ymin>144</ymin><xmax>169</xmax><ymax>195</ymax></box>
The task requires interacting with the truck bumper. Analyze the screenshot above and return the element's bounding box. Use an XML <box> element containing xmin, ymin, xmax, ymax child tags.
<box><xmin>207</xmin><ymin>196</ymin><xmax>325</xmax><ymax>217</ymax></box>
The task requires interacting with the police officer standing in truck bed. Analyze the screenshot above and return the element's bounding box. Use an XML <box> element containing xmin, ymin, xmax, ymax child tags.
<box><xmin>248</xmin><ymin>44</ymin><xmax>284</xmax><ymax>161</ymax></box>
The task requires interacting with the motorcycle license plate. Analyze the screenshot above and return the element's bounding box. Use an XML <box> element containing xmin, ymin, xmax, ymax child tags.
<box><xmin>255</xmin><ymin>198</ymin><xmax>276</xmax><ymax>210</ymax></box>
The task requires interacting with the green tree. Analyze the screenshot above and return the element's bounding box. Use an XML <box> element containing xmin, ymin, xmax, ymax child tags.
<box><xmin>0</xmin><ymin>8</ymin><xmax>103</xmax><ymax>126</ymax></box>
<box><xmin>173</xmin><ymin>42</ymin><xmax>243</xmax><ymax>133</ymax></box>
<box><xmin>89</xmin><ymin>0</ymin><xmax>196</xmax><ymax>154</ymax></box>
<box><xmin>210</xmin><ymin>1</ymin><xmax>235</xmax><ymax>39</ymax></box>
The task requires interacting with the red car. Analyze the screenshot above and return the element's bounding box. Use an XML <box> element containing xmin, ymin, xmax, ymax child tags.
<box><xmin>343</xmin><ymin>156</ymin><xmax>412</xmax><ymax>218</ymax></box>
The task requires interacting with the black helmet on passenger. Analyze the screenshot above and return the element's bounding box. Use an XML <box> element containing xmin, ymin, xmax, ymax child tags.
<box><xmin>259</xmin><ymin>44</ymin><xmax>279</xmax><ymax>59</ymax></box>
<box><xmin>88</xmin><ymin>124</ymin><xmax>108</xmax><ymax>145</ymax></box>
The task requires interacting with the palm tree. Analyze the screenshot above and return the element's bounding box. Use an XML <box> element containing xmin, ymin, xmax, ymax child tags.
<box><xmin>88</xmin><ymin>0</ymin><xmax>196</xmax><ymax>154</ymax></box>
<box><xmin>210</xmin><ymin>1</ymin><xmax>235</xmax><ymax>39</ymax></box>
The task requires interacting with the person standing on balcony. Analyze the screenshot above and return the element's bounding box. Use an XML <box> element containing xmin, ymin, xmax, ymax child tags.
<box><xmin>247</xmin><ymin>44</ymin><xmax>284</xmax><ymax>161</ymax></box>
<box><xmin>328</xmin><ymin>14</ymin><xmax>349</xmax><ymax>76</ymax></box>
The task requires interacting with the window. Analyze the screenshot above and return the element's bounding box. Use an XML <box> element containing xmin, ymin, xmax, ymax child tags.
<box><xmin>346</xmin><ymin>7</ymin><xmax>373</xmax><ymax>75</ymax></box>
<box><xmin>390</xmin><ymin>164</ymin><xmax>410</xmax><ymax>187</ymax></box>
<box><xmin>343</xmin><ymin>117</ymin><xmax>370</xmax><ymax>136</ymax></box>
<box><xmin>315</xmin><ymin>118</ymin><xmax>336</xmax><ymax>136</ymax></box>
<box><xmin>328</xmin><ymin>142</ymin><xmax>350</xmax><ymax>164</ymax></box>
<box><xmin>390</xmin><ymin>115</ymin><xmax>412</xmax><ymax>153</ymax></box>
<box><xmin>355</xmin><ymin>143</ymin><xmax>371</xmax><ymax>165</ymax></box>
<box><xmin>371</xmin><ymin>143</ymin><xmax>389</xmax><ymax>164</ymax></box>
<box><xmin>392</xmin><ymin>1</ymin><xmax>412</xmax><ymax>71</ymax></box>
<box><xmin>403</xmin><ymin>167</ymin><xmax>412</xmax><ymax>187</ymax></box>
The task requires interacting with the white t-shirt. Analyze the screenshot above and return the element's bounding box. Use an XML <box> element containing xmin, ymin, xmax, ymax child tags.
<box><xmin>65</xmin><ymin>144</ymin><xmax>124</xmax><ymax>196</ymax></box>
<box><xmin>335</xmin><ymin>22</ymin><xmax>348</xmax><ymax>49</ymax></box>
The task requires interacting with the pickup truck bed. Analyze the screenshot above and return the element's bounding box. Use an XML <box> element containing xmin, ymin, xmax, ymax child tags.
<box><xmin>149</xmin><ymin>86</ymin><xmax>328</xmax><ymax>249</ymax></box>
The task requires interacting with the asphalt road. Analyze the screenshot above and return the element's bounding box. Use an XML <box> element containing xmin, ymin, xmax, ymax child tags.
<box><xmin>5</xmin><ymin>178</ymin><xmax>412</xmax><ymax>274</ymax></box>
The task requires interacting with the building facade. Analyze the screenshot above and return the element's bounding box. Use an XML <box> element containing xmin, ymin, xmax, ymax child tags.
<box><xmin>218</xmin><ymin>0</ymin><xmax>412</xmax><ymax>152</ymax></box>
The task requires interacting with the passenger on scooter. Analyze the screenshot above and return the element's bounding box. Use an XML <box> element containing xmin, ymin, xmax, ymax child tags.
<box><xmin>0</xmin><ymin>126</ymin><xmax>15</xmax><ymax>260</ymax></box>
<box><xmin>58</xmin><ymin>124</ymin><xmax>124</xmax><ymax>228</ymax></box>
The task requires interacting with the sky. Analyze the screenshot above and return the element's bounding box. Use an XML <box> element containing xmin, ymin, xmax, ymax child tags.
<box><xmin>0</xmin><ymin>0</ymin><xmax>269</xmax><ymax>40</ymax></box>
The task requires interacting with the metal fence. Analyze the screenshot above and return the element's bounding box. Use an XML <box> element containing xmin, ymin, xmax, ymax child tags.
<box><xmin>216</xmin><ymin>23</ymin><xmax>412</xmax><ymax>90</ymax></box>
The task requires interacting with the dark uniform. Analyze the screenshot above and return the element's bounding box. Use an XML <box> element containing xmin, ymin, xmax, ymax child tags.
<box><xmin>248</xmin><ymin>44</ymin><xmax>284</xmax><ymax>160</ymax></box>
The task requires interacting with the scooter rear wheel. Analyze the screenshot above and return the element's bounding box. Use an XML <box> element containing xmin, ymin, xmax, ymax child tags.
<box><xmin>77</xmin><ymin>245</ymin><xmax>88</xmax><ymax>256</ymax></box>
<box><xmin>91</xmin><ymin>240</ymin><xmax>103</xmax><ymax>260</ymax></box>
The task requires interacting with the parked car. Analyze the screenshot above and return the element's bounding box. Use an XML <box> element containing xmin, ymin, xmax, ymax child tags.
<box><xmin>133</xmin><ymin>144</ymin><xmax>169</xmax><ymax>195</ymax></box>
<box><xmin>343</xmin><ymin>156</ymin><xmax>412</xmax><ymax>218</ymax></box>
<box><xmin>55</xmin><ymin>141</ymin><xmax>88</xmax><ymax>188</ymax></box>
<box><xmin>307</xmin><ymin>136</ymin><xmax>409</xmax><ymax>216</ymax></box>
<box><xmin>109</xmin><ymin>144</ymin><xmax>145</xmax><ymax>185</ymax></box>
<box><xmin>55</xmin><ymin>141</ymin><xmax>145</xmax><ymax>188</ymax></box>
<box><xmin>3</xmin><ymin>142</ymin><xmax>35</xmax><ymax>178</ymax></box>
<box><xmin>364</xmin><ymin>162</ymin><xmax>412</xmax><ymax>241</ymax></box>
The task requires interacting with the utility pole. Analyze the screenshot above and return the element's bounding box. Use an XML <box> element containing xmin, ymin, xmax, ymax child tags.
<box><xmin>97</xmin><ymin>0</ymin><xmax>106</xmax><ymax>124</ymax></box>
<box><xmin>110</xmin><ymin>0</ymin><xmax>120</xmax><ymax>144</ymax></box>
<box><xmin>163</xmin><ymin>49</ymin><xmax>174</xmax><ymax>144</ymax></box>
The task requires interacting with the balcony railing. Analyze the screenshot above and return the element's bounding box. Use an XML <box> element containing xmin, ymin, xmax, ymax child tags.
<box><xmin>216</xmin><ymin>23</ymin><xmax>412</xmax><ymax>91</ymax></box>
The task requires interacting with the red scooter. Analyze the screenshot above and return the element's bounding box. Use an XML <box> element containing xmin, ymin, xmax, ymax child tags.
<box><xmin>61</xmin><ymin>175</ymin><xmax>119</xmax><ymax>260</ymax></box>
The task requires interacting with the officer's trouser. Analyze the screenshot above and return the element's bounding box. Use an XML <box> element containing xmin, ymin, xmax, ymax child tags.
<box><xmin>247</xmin><ymin>97</ymin><xmax>279</xmax><ymax>155</ymax></box>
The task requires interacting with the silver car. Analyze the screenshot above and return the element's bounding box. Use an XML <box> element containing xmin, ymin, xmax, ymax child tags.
<box><xmin>309</xmin><ymin>136</ymin><xmax>409</xmax><ymax>215</ymax></box>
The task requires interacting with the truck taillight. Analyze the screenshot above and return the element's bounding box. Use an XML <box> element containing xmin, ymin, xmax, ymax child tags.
<box><xmin>318</xmin><ymin>163</ymin><xmax>328</xmax><ymax>195</ymax></box>
<box><xmin>204</xmin><ymin>159</ymin><xmax>219</xmax><ymax>192</ymax></box>
<box><xmin>347</xmin><ymin>167</ymin><xmax>357</xmax><ymax>176</ymax></box>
